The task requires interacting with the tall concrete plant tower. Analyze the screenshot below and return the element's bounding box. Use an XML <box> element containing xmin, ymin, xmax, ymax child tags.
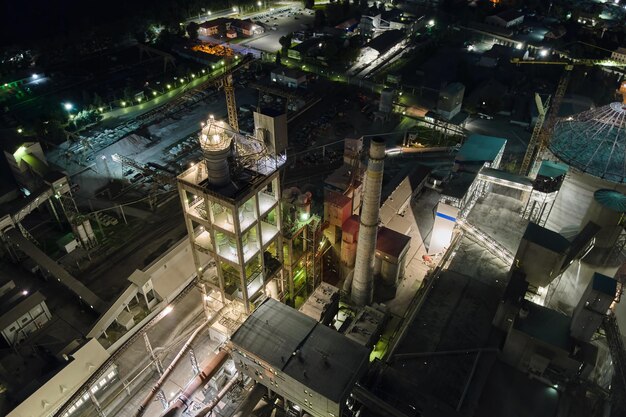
<box><xmin>351</xmin><ymin>137</ymin><xmax>386</xmax><ymax>306</ymax></box>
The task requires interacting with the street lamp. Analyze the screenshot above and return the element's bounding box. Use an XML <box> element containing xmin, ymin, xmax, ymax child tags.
<box><xmin>257</xmin><ymin>1</ymin><xmax>262</xmax><ymax>6</ymax></box>
<box><xmin>63</xmin><ymin>102</ymin><xmax>73</xmax><ymax>111</ymax></box>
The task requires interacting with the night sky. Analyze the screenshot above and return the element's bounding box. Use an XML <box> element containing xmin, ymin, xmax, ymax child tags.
<box><xmin>0</xmin><ymin>0</ymin><xmax>153</xmax><ymax>46</ymax></box>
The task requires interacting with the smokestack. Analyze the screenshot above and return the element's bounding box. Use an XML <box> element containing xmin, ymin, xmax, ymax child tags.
<box><xmin>351</xmin><ymin>137</ymin><xmax>386</xmax><ymax>306</ymax></box>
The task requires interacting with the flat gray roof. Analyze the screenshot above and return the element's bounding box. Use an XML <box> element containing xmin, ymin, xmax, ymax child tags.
<box><xmin>522</xmin><ymin>222</ymin><xmax>570</xmax><ymax>253</ymax></box>
<box><xmin>514</xmin><ymin>301</ymin><xmax>571</xmax><ymax>351</ymax></box>
<box><xmin>231</xmin><ymin>298</ymin><xmax>369</xmax><ymax>403</ymax></box>
<box><xmin>231</xmin><ymin>298</ymin><xmax>316</xmax><ymax>370</ymax></box>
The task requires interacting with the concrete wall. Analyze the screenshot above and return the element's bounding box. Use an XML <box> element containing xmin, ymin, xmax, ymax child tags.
<box><xmin>546</xmin><ymin>171</ymin><xmax>626</xmax><ymax>236</ymax></box>
<box><xmin>232</xmin><ymin>349</ymin><xmax>340</xmax><ymax>417</ymax></box>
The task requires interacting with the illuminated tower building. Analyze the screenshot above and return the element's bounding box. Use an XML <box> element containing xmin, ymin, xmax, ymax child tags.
<box><xmin>177</xmin><ymin>116</ymin><xmax>286</xmax><ymax>313</ymax></box>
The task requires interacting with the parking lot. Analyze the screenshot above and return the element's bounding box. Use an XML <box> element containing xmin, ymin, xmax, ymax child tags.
<box><xmin>243</xmin><ymin>7</ymin><xmax>315</xmax><ymax>53</ymax></box>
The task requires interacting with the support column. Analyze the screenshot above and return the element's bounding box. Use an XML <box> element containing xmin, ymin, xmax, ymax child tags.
<box><xmin>143</xmin><ymin>332</ymin><xmax>163</xmax><ymax>375</ymax></box>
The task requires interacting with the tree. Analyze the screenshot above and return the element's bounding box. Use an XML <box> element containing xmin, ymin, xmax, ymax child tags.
<box><xmin>304</xmin><ymin>0</ymin><xmax>315</xmax><ymax>8</ymax></box>
<box><xmin>279</xmin><ymin>33</ymin><xmax>293</xmax><ymax>54</ymax></box>
<box><xmin>314</xmin><ymin>9</ymin><xmax>326</xmax><ymax>28</ymax></box>
<box><xmin>359</xmin><ymin>0</ymin><xmax>368</xmax><ymax>10</ymax></box>
<box><xmin>275</xmin><ymin>51</ymin><xmax>282</xmax><ymax>65</ymax></box>
<box><xmin>186</xmin><ymin>22</ymin><xmax>199</xmax><ymax>39</ymax></box>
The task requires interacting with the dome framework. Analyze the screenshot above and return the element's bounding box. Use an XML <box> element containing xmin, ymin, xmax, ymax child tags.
<box><xmin>550</xmin><ymin>102</ymin><xmax>626</xmax><ymax>183</ymax></box>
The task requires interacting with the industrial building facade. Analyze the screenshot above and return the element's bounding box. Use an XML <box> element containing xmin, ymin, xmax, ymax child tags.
<box><xmin>230</xmin><ymin>298</ymin><xmax>370</xmax><ymax>417</ymax></box>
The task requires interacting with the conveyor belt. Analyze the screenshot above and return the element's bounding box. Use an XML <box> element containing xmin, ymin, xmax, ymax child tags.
<box><xmin>6</xmin><ymin>228</ymin><xmax>105</xmax><ymax>313</ymax></box>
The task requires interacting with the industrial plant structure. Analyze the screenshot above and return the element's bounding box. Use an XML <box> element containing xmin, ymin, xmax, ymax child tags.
<box><xmin>177</xmin><ymin>114</ymin><xmax>287</xmax><ymax>313</ymax></box>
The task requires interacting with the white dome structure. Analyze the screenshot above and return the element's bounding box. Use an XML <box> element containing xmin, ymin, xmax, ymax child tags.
<box><xmin>546</xmin><ymin>101</ymin><xmax>626</xmax><ymax>241</ymax></box>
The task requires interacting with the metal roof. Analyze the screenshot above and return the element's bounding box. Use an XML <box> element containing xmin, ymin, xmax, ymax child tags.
<box><xmin>537</xmin><ymin>160</ymin><xmax>568</xmax><ymax>179</ymax></box>
<box><xmin>456</xmin><ymin>134</ymin><xmax>507</xmax><ymax>163</ymax></box>
<box><xmin>230</xmin><ymin>298</ymin><xmax>316</xmax><ymax>370</ymax></box>
<box><xmin>550</xmin><ymin>102</ymin><xmax>626</xmax><ymax>183</ymax></box>
<box><xmin>522</xmin><ymin>222</ymin><xmax>570</xmax><ymax>253</ymax></box>
<box><xmin>594</xmin><ymin>189</ymin><xmax>626</xmax><ymax>213</ymax></box>
<box><xmin>591</xmin><ymin>272</ymin><xmax>617</xmax><ymax>296</ymax></box>
<box><xmin>231</xmin><ymin>298</ymin><xmax>369</xmax><ymax>403</ymax></box>
<box><xmin>514</xmin><ymin>301</ymin><xmax>572</xmax><ymax>351</ymax></box>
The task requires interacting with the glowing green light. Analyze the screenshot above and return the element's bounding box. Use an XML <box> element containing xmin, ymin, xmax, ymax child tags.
<box><xmin>13</xmin><ymin>145</ymin><xmax>27</xmax><ymax>159</ymax></box>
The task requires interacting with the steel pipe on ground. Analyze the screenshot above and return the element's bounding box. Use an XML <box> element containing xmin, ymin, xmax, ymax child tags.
<box><xmin>161</xmin><ymin>349</ymin><xmax>230</xmax><ymax>417</ymax></box>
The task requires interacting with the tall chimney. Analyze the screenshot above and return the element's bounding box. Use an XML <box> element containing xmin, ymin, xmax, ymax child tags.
<box><xmin>351</xmin><ymin>137</ymin><xmax>386</xmax><ymax>306</ymax></box>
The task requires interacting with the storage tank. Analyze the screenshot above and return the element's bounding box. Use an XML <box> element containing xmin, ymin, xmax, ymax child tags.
<box><xmin>546</xmin><ymin>102</ymin><xmax>626</xmax><ymax>238</ymax></box>
<box><xmin>83</xmin><ymin>219</ymin><xmax>96</xmax><ymax>243</ymax></box>
<box><xmin>543</xmin><ymin>99</ymin><xmax>626</xmax><ymax>317</ymax></box>
<box><xmin>75</xmin><ymin>223</ymin><xmax>88</xmax><ymax>246</ymax></box>
<box><xmin>582</xmin><ymin>189</ymin><xmax>626</xmax><ymax>251</ymax></box>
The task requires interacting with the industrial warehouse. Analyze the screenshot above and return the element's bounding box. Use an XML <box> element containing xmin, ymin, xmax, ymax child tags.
<box><xmin>3</xmin><ymin>2</ymin><xmax>626</xmax><ymax>417</ymax></box>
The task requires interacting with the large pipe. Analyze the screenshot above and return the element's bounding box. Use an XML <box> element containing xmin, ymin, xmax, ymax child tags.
<box><xmin>351</xmin><ymin>137</ymin><xmax>386</xmax><ymax>306</ymax></box>
<box><xmin>193</xmin><ymin>373</ymin><xmax>239</xmax><ymax>417</ymax></box>
<box><xmin>160</xmin><ymin>349</ymin><xmax>230</xmax><ymax>417</ymax></box>
<box><xmin>134</xmin><ymin>322</ymin><xmax>210</xmax><ymax>417</ymax></box>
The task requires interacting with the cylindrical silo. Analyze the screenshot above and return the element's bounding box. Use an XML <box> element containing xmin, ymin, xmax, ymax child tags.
<box><xmin>75</xmin><ymin>223</ymin><xmax>88</xmax><ymax>246</ymax></box>
<box><xmin>199</xmin><ymin>116</ymin><xmax>233</xmax><ymax>187</ymax></box>
<box><xmin>582</xmin><ymin>189</ymin><xmax>626</xmax><ymax>250</ymax></box>
<box><xmin>351</xmin><ymin>137</ymin><xmax>386</xmax><ymax>306</ymax></box>
<box><xmin>83</xmin><ymin>219</ymin><xmax>96</xmax><ymax>243</ymax></box>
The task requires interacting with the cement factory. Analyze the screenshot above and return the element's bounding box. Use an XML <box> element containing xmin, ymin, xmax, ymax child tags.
<box><xmin>4</xmin><ymin>58</ymin><xmax>626</xmax><ymax>417</ymax></box>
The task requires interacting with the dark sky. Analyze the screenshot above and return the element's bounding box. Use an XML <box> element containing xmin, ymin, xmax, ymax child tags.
<box><xmin>0</xmin><ymin>0</ymin><xmax>143</xmax><ymax>46</ymax></box>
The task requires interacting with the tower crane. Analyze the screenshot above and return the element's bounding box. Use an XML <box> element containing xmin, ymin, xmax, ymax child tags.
<box><xmin>511</xmin><ymin>57</ymin><xmax>626</xmax><ymax>176</ymax></box>
<box><xmin>209</xmin><ymin>54</ymin><xmax>254</xmax><ymax>132</ymax></box>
